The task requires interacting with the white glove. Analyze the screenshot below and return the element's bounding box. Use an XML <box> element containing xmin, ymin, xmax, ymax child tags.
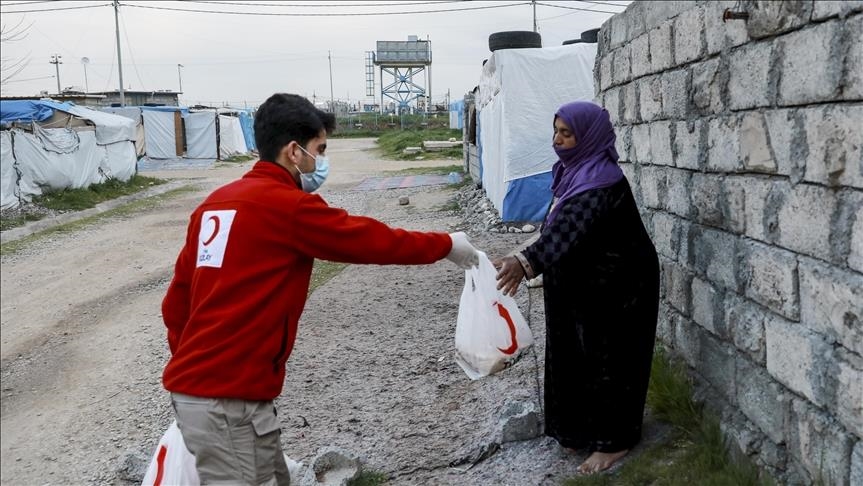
<box><xmin>446</xmin><ymin>232</ymin><xmax>480</xmax><ymax>269</ymax></box>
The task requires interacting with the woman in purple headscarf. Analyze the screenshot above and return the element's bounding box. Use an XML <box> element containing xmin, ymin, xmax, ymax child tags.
<box><xmin>494</xmin><ymin>101</ymin><xmax>659</xmax><ymax>474</ymax></box>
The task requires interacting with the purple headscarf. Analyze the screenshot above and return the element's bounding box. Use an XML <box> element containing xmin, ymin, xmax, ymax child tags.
<box><xmin>546</xmin><ymin>101</ymin><xmax>623</xmax><ymax>224</ymax></box>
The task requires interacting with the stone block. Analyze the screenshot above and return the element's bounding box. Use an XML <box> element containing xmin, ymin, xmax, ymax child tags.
<box><xmin>690</xmin><ymin>173</ymin><xmax>724</xmax><ymax>227</ymax></box>
<box><xmin>652</xmin><ymin>211</ymin><xmax>681</xmax><ymax>261</ymax></box>
<box><xmin>725</xmin><ymin>294</ymin><xmax>767</xmax><ymax>363</ymax></box>
<box><xmin>661</xmin><ymin>69</ymin><xmax>690</xmax><ymax>119</ymax></box>
<box><xmin>845</xmin><ymin>15</ymin><xmax>863</xmax><ymax>100</ymax></box>
<box><xmin>776</xmin><ymin>184</ymin><xmax>837</xmax><ymax>260</ymax></box>
<box><xmin>736</xmin><ymin>356</ymin><xmax>789</xmax><ymax>443</ymax></box>
<box><xmin>622</xmin><ymin>82</ymin><xmax>638</xmax><ymax>124</ymax></box>
<box><xmin>706</xmin><ymin>116</ymin><xmax>741</xmax><ymax>172</ymax></box>
<box><xmin>673</xmin><ymin>119</ymin><xmax>703</xmax><ymax>170</ymax></box>
<box><xmin>674</xmin><ymin>6</ymin><xmax>705</xmax><ymax>65</ymax></box>
<box><xmin>834</xmin><ymin>351</ymin><xmax>863</xmax><ymax>436</ymax></box>
<box><xmin>691</xmin><ymin>57</ymin><xmax>724</xmax><ymax>115</ymax></box>
<box><xmin>665</xmin><ymin>168</ymin><xmax>691</xmax><ymax>218</ymax></box>
<box><xmin>613</xmin><ymin>44</ymin><xmax>632</xmax><ymax>86</ymax></box>
<box><xmin>852</xmin><ymin>440</ymin><xmax>863</xmax><ymax>486</ymax></box>
<box><xmin>704</xmin><ymin>0</ymin><xmax>749</xmax><ymax>54</ymax></box>
<box><xmin>663</xmin><ymin>259</ymin><xmax>692</xmax><ymax>316</ymax></box>
<box><xmin>812</xmin><ymin>0</ymin><xmax>863</xmax><ymax>21</ymax></box>
<box><xmin>641</xmin><ymin>0</ymin><xmax>693</xmax><ymax>32</ymax></box>
<box><xmin>740</xmin><ymin>240</ymin><xmax>799</xmax><ymax>319</ymax></box>
<box><xmin>638</xmin><ymin>75</ymin><xmax>663</xmax><ymax>122</ymax></box>
<box><xmin>497</xmin><ymin>400</ymin><xmax>541</xmax><ymax>443</ymax></box>
<box><xmin>600</xmin><ymin>53</ymin><xmax>613</xmax><ymax>92</ymax></box>
<box><xmin>691</xmin><ymin>276</ymin><xmax>725</xmax><ymax>336</ymax></box>
<box><xmin>609</xmin><ymin>12</ymin><xmax>628</xmax><ymax>50</ymax></box>
<box><xmin>766</xmin><ymin>319</ymin><xmax>829</xmax><ymax>405</ymax></box>
<box><xmin>850</xmin><ymin>194</ymin><xmax>863</xmax><ymax>272</ymax></box>
<box><xmin>650</xmin><ymin>121</ymin><xmax>674</xmax><ymax>166</ymax></box>
<box><xmin>798</xmin><ymin>258</ymin><xmax>863</xmax><ymax>356</ymax></box>
<box><xmin>739</xmin><ymin>111</ymin><xmax>776</xmax><ymax>173</ymax></box>
<box><xmin>631</xmin><ymin>123</ymin><xmax>652</xmax><ymax>164</ymax></box>
<box><xmin>787</xmin><ymin>399</ymin><xmax>855</xmax><ymax>485</ymax></box>
<box><xmin>699</xmin><ymin>332</ymin><xmax>736</xmax><ymax>403</ymax></box>
<box><xmin>630</xmin><ymin>33</ymin><xmax>652</xmax><ymax>78</ymax></box>
<box><xmin>746</xmin><ymin>0</ymin><xmax>814</xmax><ymax>39</ymax></box>
<box><xmin>674</xmin><ymin>316</ymin><xmax>701</xmax><ymax>367</ymax></box>
<box><xmin>656</xmin><ymin>300</ymin><xmax>677</xmax><ymax>345</ymax></box>
<box><xmin>802</xmin><ymin>105</ymin><xmax>863</xmax><ymax>189</ymax></box>
<box><xmin>649</xmin><ymin>21</ymin><xmax>674</xmax><ymax>72</ymax></box>
<box><xmin>603</xmin><ymin>86</ymin><xmax>622</xmax><ymax>125</ymax></box>
<box><xmin>614</xmin><ymin>122</ymin><xmax>630</xmax><ymax>162</ymax></box>
<box><xmin>640</xmin><ymin>165</ymin><xmax>665</xmax><ymax>209</ymax></box>
<box><xmin>829</xmin><ymin>190</ymin><xmax>863</xmax><ymax>268</ymax></box>
<box><xmin>720</xmin><ymin>176</ymin><xmax>746</xmax><ymax>234</ymax></box>
<box><xmin>728</xmin><ymin>41</ymin><xmax>774</xmax><ymax>110</ymax></box>
<box><xmin>689</xmin><ymin>225</ymin><xmax>738</xmax><ymax>290</ymax></box>
<box><xmin>764</xmin><ymin>109</ymin><xmax>806</xmax><ymax>181</ymax></box>
<box><xmin>778</xmin><ymin>20</ymin><xmax>844</xmax><ymax>106</ymax></box>
<box><xmin>738</xmin><ymin>176</ymin><xmax>778</xmax><ymax>243</ymax></box>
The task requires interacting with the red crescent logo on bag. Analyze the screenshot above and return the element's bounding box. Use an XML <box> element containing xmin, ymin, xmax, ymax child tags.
<box><xmin>202</xmin><ymin>215</ymin><xmax>220</xmax><ymax>246</ymax></box>
<box><xmin>494</xmin><ymin>301</ymin><xmax>519</xmax><ymax>355</ymax></box>
<box><xmin>154</xmin><ymin>444</ymin><xmax>167</xmax><ymax>486</ymax></box>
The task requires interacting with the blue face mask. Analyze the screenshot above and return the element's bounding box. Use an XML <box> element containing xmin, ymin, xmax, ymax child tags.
<box><xmin>297</xmin><ymin>146</ymin><xmax>330</xmax><ymax>193</ymax></box>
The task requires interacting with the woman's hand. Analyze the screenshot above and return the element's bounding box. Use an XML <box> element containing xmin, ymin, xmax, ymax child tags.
<box><xmin>493</xmin><ymin>256</ymin><xmax>525</xmax><ymax>297</ymax></box>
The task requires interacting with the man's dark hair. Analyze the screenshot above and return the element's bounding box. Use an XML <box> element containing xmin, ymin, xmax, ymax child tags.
<box><xmin>254</xmin><ymin>93</ymin><xmax>336</xmax><ymax>162</ymax></box>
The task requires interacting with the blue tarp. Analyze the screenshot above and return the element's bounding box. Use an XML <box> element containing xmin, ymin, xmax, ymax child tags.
<box><xmin>0</xmin><ymin>100</ymin><xmax>73</xmax><ymax>126</ymax></box>
<box><xmin>237</xmin><ymin>110</ymin><xmax>256</xmax><ymax>151</ymax></box>
<box><xmin>502</xmin><ymin>171</ymin><xmax>553</xmax><ymax>222</ymax></box>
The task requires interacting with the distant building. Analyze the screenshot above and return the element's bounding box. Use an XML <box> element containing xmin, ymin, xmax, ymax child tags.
<box><xmin>93</xmin><ymin>89</ymin><xmax>181</xmax><ymax>107</ymax></box>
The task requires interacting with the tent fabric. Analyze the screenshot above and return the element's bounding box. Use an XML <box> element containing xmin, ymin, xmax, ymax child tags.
<box><xmin>1</xmin><ymin>131</ymin><xmax>17</xmax><ymax>209</ymax></box>
<box><xmin>237</xmin><ymin>111</ymin><xmax>256</xmax><ymax>151</ymax></box>
<box><xmin>218</xmin><ymin>115</ymin><xmax>247</xmax><ymax>159</ymax></box>
<box><xmin>0</xmin><ymin>100</ymin><xmax>135</xmax><ymax>145</ymax></box>
<box><xmin>13</xmin><ymin>128</ymin><xmax>104</xmax><ymax>199</ymax></box>
<box><xmin>477</xmin><ymin>43</ymin><xmax>597</xmax><ymax>222</ymax></box>
<box><xmin>184</xmin><ymin>111</ymin><xmax>218</xmax><ymax>159</ymax></box>
<box><xmin>0</xmin><ymin>100</ymin><xmax>59</xmax><ymax>126</ymax></box>
<box><xmin>101</xmin><ymin>107</ymin><xmax>146</xmax><ymax>156</ymax></box>
<box><xmin>142</xmin><ymin>110</ymin><xmax>177</xmax><ymax>159</ymax></box>
<box><xmin>449</xmin><ymin>99</ymin><xmax>465</xmax><ymax>130</ymax></box>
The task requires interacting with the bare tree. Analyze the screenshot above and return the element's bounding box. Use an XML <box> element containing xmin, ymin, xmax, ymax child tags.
<box><xmin>1</xmin><ymin>17</ymin><xmax>34</xmax><ymax>85</ymax></box>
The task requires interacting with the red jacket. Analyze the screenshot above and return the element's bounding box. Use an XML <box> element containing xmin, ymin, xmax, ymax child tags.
<box><xmin>162</xmin><ymin>161</ymin><xmax>451</xmax><ymax>400</ymax></box>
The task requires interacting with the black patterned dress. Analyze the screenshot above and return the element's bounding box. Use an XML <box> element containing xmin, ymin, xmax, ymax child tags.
<box><xmin>518</xmin><ymin>178</ymin><xmax>659</xmax><ymax>453</ymax></box>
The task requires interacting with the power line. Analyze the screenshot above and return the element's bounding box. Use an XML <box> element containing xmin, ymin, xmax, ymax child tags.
<box><xmin>534</xmin><ymin>2</ymin><xmax>620</xmax><ymax>15</ymax></box>
<box><xmin>0</xmin><ymin>3</ymin><xmax>111</xmax><ymax>14</ymax></box>
<box><xmin>122</xmin><ymin>1</ymin><xmax>529</xmax><ymax>16</ymax></box>
<box><xmin>186</xmin><ymin>0</ymin><xmax>464</xmax><ymax>7</ymax></box>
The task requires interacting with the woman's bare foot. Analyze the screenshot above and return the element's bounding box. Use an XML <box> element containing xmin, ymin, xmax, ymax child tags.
<box><xmin>576</xmin><ymin>450</ymin><xmax>629</xmax><ymax>474</ymax></box>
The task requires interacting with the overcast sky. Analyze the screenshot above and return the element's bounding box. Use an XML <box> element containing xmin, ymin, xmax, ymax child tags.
<box><xmin>1</xmin><ymin>0</ymin><xmax>631</xmax><ymax>108</ymax></box>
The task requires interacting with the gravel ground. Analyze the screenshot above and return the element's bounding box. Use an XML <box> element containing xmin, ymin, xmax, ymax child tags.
<box><xmin>0</xmin><ymin>138</ymin><xmax>666</xmax><ymax>485</ymax></box>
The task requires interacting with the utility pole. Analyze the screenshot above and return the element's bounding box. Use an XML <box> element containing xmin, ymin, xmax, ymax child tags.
<box><xmin>328</xmin><ymin>51</ymin><xmax>335</xmax><ymax>113</ymax></box>
<box><xmin>81</xmin><ymin>57</ymin><xmax>90</xmax><ymax>93</ymax></box>
<box><xmin>113</xmin><ymin>0</ymin><xmax>125</xmax><ymax>106</ymax></box>
<box><xmin>177</xmin><ymin>64</ymin><xmax>184</xmax><ymax>93</ymax></box>
<box><xmin>532</xmin><ymin>0</ymin><xmax>537</xmax><ymax>33</ymax></box>
<box><xmin>49</xmin><ymin>54</ymin><xmax>62</xmax><ymax>94</ymax></box>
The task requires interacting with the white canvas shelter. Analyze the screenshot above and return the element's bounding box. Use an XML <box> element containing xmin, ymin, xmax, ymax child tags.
<box><xmin>218</xmin><ymin>114</ymin><xmax>248</xmax><ymax>159</ymax></box>
<box><xmin>102</xmin><ymin>106</ymin><xmax>146</xmax><ymax>157</ymax></box>
<box><xmin>477</xmin><ymin>43</ymin><xmax>598</xmax><ymax>221</ymax></box>
<box><xmin>141</xmin><ymin>110</ymin><xmax>179</xmax><ymax>160</ymax></box>
<box><xmin>184</xmin><ymin>111</ymin><xmax>218</xmax><ymax>159</ymax></box>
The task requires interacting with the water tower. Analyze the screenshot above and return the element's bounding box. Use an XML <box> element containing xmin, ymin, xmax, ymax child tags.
<box><xmin>369</xmin><ymin>35</ymin><xmax>431</xmax><ymax>114</ymax></box>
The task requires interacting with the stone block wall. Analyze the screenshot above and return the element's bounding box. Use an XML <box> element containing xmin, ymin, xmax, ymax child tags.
<box><xmin>594</xmin><ymin>1</ymin><xmax>862</xmax><ymax>484</ymax></box>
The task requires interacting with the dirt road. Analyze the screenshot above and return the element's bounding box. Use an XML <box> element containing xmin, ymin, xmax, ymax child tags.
<box><xmin>0</xmin><ymin>138</ymin><xmax>626</xmax><ymax>485</ymax></box>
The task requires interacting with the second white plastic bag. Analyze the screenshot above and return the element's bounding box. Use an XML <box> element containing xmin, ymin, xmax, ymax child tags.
<box><xmin>455</xmin><ymin>251</ymin><xmax>533</xmax><ymax>379</ymax></box>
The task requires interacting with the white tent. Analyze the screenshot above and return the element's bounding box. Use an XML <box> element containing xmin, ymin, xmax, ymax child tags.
<box><xmin>477</xmin><ymin>43</ymin><xmax>597</xmax><ymax>222</ymax></box>
<box><xmin>184</xmin><ymin>111</ymin><xmax>218</xmax><ymax>159</ymax></box>
<box><xmin>142</xmin><ymin>110</ymin><xmax>179</xmax><ymax>159</ymax></box>
<box><xmin>101</xmin><ymin>106</ymin><xmax>146</xmax><ymax>157</ymax></box>
<box><xmin>218</xmin><ymin>114</ymin><xmax>248</xmax><ymax>159</ymax></box>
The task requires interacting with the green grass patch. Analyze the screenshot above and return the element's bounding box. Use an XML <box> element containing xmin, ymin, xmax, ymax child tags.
<box><xmin>1</xmin><ymin>186</ymin><xmax>196</xmax><ymax>257</ymax></box>
<box><xmin>383</xmin><ymin>164</ymin><xmax>464</xmax><ymax>177</ymax></box>
<box><xmin>308</xmin><ymin>260</ymin><xmax>348</xmax><ymax>295</ymax></box>
<box><xmin>221</xmin><ymin>154</ymin><xmax>256</xmax><ymax>163</ymax></box>
<box><xmin>347</xmin><ymin>469</ymin><xmax>389</xmax><ymax>486</ymax></box>
<box><xmin>33</xmin><ymin>174</ymin><xmax>166</xmax><ymax>212</ymax></box>
<box><xmin>563</xmin><ymin>348</ymin><xmax>773</xmax><ymax>486</ymax></box>
<box><xmin>0</xmin><ymin>212</ymin><xmax>43</xmax><ymax>232</ymax></box>
<box><xmin>376</xmin><ymin>129</ymin><xmax>463</xmax><ymax>160</ymax></box>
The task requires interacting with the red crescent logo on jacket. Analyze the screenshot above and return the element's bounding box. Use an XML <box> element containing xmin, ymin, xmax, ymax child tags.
<box><xmin>495</xmin><ymin>301</ymin><xmax>519</xmax><ymax>355</ymax></box>
<box><xmin>202</xmin><ymin>215</ymin><xmax>220</xmax><ymax>246</ymax></box>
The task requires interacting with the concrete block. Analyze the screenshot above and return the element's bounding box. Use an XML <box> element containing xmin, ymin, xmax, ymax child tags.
<box><xmin>656</xmin><ymin>300</ymin><xmax>677</xmax><ymax>346</ymax></box>
<box><xmin>661</xmin><ymin>69</ymin><xmax>690</xmax><ymax>119</ymax></box>
<box><xmin>609</xmin><ymin>12</ymin><xmax>628</xmax><ymax>50</ymax></box>
<box><xmin>674</xmin><ymin>316</ymin><xmax>701</xmax><ymax>367</ymax></box>
<box><xmin>739</xmin><ymin>176</ymin><xmax>778</xmax><ymax>243</ymax></box>
<box><xmin>740</xmin><ymin>240</ymin><xmax>799</xmax><ymax>319</ymax></box>
<box><xmin>690</xmin><ymin>57</ymin><xmax>724</xmax><ymax>115</ymax></box>
<box><xmin>600</xmin><ymin>54</ymin><xmax>613</xmax><ymax>92</ymax></box>
<box><xmin>663</xmin><ymin>259</ymin><xmax>692</xmax><ymax>316</ymax></box>
<box><xmin>652</xmin><ymin>211</ymin><xmax>681</xmax><ymax>261</ymax></box>
<box><xmin>603</xmin><ymin>86</ymin><xmax>622</xmax><ymax>125</ymax></box>
<box><xmin>852</xmin><ymin>440</ymin><xmax>863</xmax><ymax>486</ymax></box>
<box><xmin>764</xmin><ymin>109</ymin><xmax>806</xmax><ymax>181</ymax></box>
<box><xmin>631</xmin><ymin>123</ymin><xmax>652</xmax><ymax>164</ymax></box>
<box><xmin>798</xmin><ymin>257</ymin><xmax>863</xmax><ymax>356</ymax></box>
<box><xmin>674</xmin><ymin>6</ymin><xmax>705</xmax><ymax>65</ymax></box>
<box><xmin>622</xmin><ymin>81</ymin><xmax>638</xmax><ymax>124</ymax></box>
<box><xmin>704</xmin><ymin>0</ymin><xmax>749</xmax><ymax>54</ymax></box>
<box><xmin>640</xmin><ymin>165</ymin><xmax>665</xmax><ymax>209</ymax></box>
<box><xmin>699</xmin><ymin>332</ymin><xmax>737</xmax><ymax>403</ymax></box>
<box><xmin>641</xmin><ymin>1</ymin><xmax>693</xmax><ymax>31</ymax></box>
<box><xmin>834</xmin><ymin>351</ymin><xmax>863</xmax><ymax>436</ymax></box>
<box><xmin>706</xmin><ymin>116</ymin><xmax>741</xmax><ymax>172</ymax></box>
<box><xmin>728</xmin><ymin>41</ymin><xmax>774</xmax><ymax>110</ymax></box>
<box><xmin>812</xmin><ymin>0</ymin><xmax>863</xmax><ymax>21</ymax></box>
<box><xmin>613</xmin><ymin>44</ymin><xmax>632</xmax><ymax>86</ymax></box>
<box><xmin>673</xmin><ymin>119</ymin><xmax>703</xmax><ymax>170</ymax></box>
<box><xmin>850</xmin><ymin>195</ymin><xmax>863</xmax><ymax>272</ymax></box>
<box><xmin>638</xmin><ymin>75</ymin><xmax>663</xmax><ymax>122</ymax></box>
<box><xmin>828</xmin><ymin>190</ymin><xmax>863</xmax><ymax>268</ymax></box>
<box><xmin>736</xmin><ymin>356</ymin><xmax>789</xmax><ymax>443</ymax></box>
<box><xmin>721</xmin><ymin>176</ymin><xmax>746</xmax><ymax>234</ymax></box>
<box><xmin>725</xmin><ymin>294</ymin><xmax>767</xmax><ymax>363</ymax></box>
<box><xmin>690</xmin><ymin>173</ymin><xmax>724</xmax><ymax>227</ymax></box>
<box><xmin>766</xmin><ymin>319</ymin><xmax>829</xmax><ymax>405</ymax></box>
<box><xmin>665</xmin><ymin>168</ymin><xmax>691</xmax><ymax>218</ymax></box>
<box><xmin>650</xmin><ymin>121</ymin><xmax>674</xmax><ymax>166</ymax></box>
<box><xmin>739</xmin><ymin>112</ymin><xmax>776</xmax><ymax>173</ymax></box>
<box><xmin>649</xmin><ymin>21</ymin><xmax>674</xmax><ymax>72</ymax></box>
<box><xmin>614</xmin><ymin>122</ymin><xmax>630</xmax><ymax>162</ymax></box>
<box><xmin>746</xmin><ymin>0</ymin><xmax>814</xmax><ymax>39</ymax></box>
<box><xmin>787</xmin><ymin>399</ymin><xmax>855</xmax><ymax>485</ymax></box>
<box><xmin>776</xmin><ymin>184</ymin><xmax>838</xmax><ymax>260</ymax></box>
<box><xmin>802</xmin><ymin>105</ymin><xmax>863</xmax><ymax>189</ymax></box>
<box><xmin>778</xmin><ymin>20</ymin><xmax>843</xmax><ymax>106</ymax></box>
<box><xmin>689</xmin><ymin>225</ymin><xmax>738</xmax><ymax>290</ymax></box>
<box><xmin>630</xmin><ymin>33</ymin><xmax>651</xmax><ymax>78</ymax></box>
<box><xmin>691</xmin><ymin>276</ymin><xmax>725</xmax><ymax>336</ymax></box>
<box><xmin>845</xmin><ymin>15</ymin><xmax>863</xmax><ymax>100</ymax></box>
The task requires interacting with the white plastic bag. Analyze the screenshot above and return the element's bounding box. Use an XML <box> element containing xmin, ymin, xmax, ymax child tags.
<box><xmin>141</xmin><ymin>420</ymin><xmax>199</xmax><ymax>486</ymax></box>
<box><xmin>455</xmin><ymin>251</ymin><xmax>534</xmax><ymax>379</ymax></box>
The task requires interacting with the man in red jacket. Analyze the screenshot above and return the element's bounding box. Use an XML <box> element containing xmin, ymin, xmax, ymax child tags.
<box><xmin>161</xmin><ymin>93</ymin><xmax>479</xmax><ymax>484</ymax></box>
